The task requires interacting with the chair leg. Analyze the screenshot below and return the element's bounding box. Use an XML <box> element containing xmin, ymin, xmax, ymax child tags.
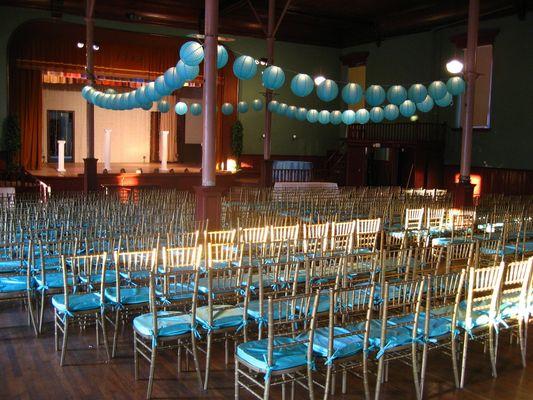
<box><xmin>134</xmin><ymin>331</ymin><xmax>139</xmax><ymax>381</ymax></box>
<box><xmin>451</xmin><ymin>333</ymin><xmax>460</xmax><ymax>388</ymax></box>
<box><xmin>323</xmin><ymin>365</ymin><xmax>332</xmax><ymax>400</ymax></box>
<box><xmin>489</xmin><ymin>327</ymin><xmax>498</xmax><ymax>378</ymax></box>
<box><xmin>95</xmin><ymin>312</ymin><xmax>100</xmax><ymax>347</ymax></box>
<box><xmin>419</xmin><ymin>343</ymin><xmax>428</xmax><ymax>399</ymax></box>
<box><xmin>375</xmin><ymin>358</ymin><xmax>384</xmax><ymax>400</ymax></box>
<box><xmin>263</xmin><ymin>373</ymin><xmax>271</xmax><ymax>400</ymax></box>
<box><xmin>101</xmin><ymin>308</ymin><xmax>111</xmax><ymax>362</ymax></box>
<box><xmin>112</xmin><ymin>308</ymin><xmax>120</xmax><ymax>358</ymax></box>
<box><xmin>38</xmin><ymin>290</ymin><xmax>45</xmax><ymax>334</ymax></box>
<box><xmin>234</xmin><ymin>357</ymin><xmax>239</xmax><ymax>400</ymax></box>
<box><xmin>27</xmin><ymin>291</ymin><xmax>38</xmax><ymax>336</ymax></box>
<box><xmin>60</xmin><ymin>316</ymin><xmax>69</xmax><ymax>367</ymax></box>
<box><xmin>54</xmin><ymin>309</ymin><xmax>59</xmax><ymax>351</ymax></box>
<box><xmin>203</xmin><ymin>333</ymin><xmax>212</xmax><ymax>390</ymax></box>
<box><xmin>363</xmin><ymin>357</ymin><xmax>370</xmax><ymax>400</ymax></box>
<box><xmin>519</xmin><ymin>318</ymin><xmax>528</xmax><ymax>367</ymax></box>
<box><xmin>460</xmin><ymin>333</ymin><xmax>469</xmax><ymax>388</ymax></box>
<box><xmin>191</xmin><ymin>334</ymin><xmax>203</xmax><ymax>388</ymax></box>
<box><xmin>146</xmin><ymin>344</ymin><xmax>157</xmax><ymax>400</ymax></box>
<box><xmin>307</xmin><ymin>364</ymin><xmax>315</xmax><ymax>400</ymax></box>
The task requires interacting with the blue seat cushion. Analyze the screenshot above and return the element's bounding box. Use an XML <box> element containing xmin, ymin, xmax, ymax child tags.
<box><xmin>236</xmin><ymin>336</ymin><xmax>308</xmax><ymax>372</ymax></box>
<box><xmin>247</xmin><ymin>300</ymin><xmax>289</xmax><ymax>321</ymax></box>
<box><xmin>349</xmin><ymin>319</ymin><xmax>413</xmax><ymax>353</ymax></box>
<box><xmin>388</xmin><ymin>312</ymin><xmax>452</xmax><ymax>338</ymax></box>
<box><xmin>119</xmin><ymin>270</ymin><xmax>150</xmax><ymax>280</ymax></box>
<box><xmin>52</xmin><ymin>293</ymin><xmax>101</xmax><ymax>313</ymax></box>
<box><xmin>104</xmin><ymin>286</ymin><xmax>149</xmax><ymax>305</ymax></box>
<box><xmin>0</xmin><ymin>260</ymin><xmax>22</xmax><ymax>273</ymax></box>
<box><xmin>34</xmin><ymin>272</ymin><xmax>74</xmax><ymax>289</ymax></box>
<box><xmin>0</xmin><ymin>275</ymin><xmax>28</xmax><ymax>293</ymax></box>
<box><xmin>301</xmin><ymin>326</ymin><xmax>364</xmax><ymax>361</ymax></box>
<box><xmin>133</xmin><ymin>311</ymin><xmax>193</xmax><ymax>338</ymax></box>
<box><xmin>79</xmin><ymin>271</ymin><xmax>117</xmax><ymax>285</ymax></box>
<box><xmin>196</xmin><ymin>304</ymin><xmax>245</xmax><ymax>330</ymax></box>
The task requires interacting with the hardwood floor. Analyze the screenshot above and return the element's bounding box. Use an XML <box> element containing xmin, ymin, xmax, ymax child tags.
<box><xmin>1</xmin><ymin>302</ymin><xmax>532</xmax><ymax>400</ymax></box>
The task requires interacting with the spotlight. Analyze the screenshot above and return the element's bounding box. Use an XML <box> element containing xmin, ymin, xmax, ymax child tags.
<box><xmin>410</xmin><ymin>115</ymin><xmax>419</xmax><ymax>122</ymax></box>
<box><xmin>77</xmin><ymin>41</ymin><xmax>84</xmax><ymax>48</ymax></box>
<box><xmin>314</xmin><ymin>75</ymin><xmax>326</xmax><ymax>86</ymax></box>
<box><xmin>93</xmin><ymin>44</ymin><xmax>100</xmax><ymax>51</ymax></box>
<box><xmin>135</xmin><ymin>168</ymin><xmax>143</xmax><ymax>174</ymax></box>
<box><xmin>446</xmin><ymin>59</ymin><xmax>463</xmax><ymax>74</ymax></box>
<box><xmin>261</xmin><ymin>133</ymin><xmax>266</xmax><ymax>139</ymax></box>
<box><xmin>291</xmin><ymin>133</ymin><xmax>297</xmax><ymax>140</ymax></box>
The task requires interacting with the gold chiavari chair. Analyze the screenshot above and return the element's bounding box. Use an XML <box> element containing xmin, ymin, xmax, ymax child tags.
<box><xmin>330</xmin><ymin>220</ymin><xmax>355</xmax><ymax>255</ymax></box>
<box><xmin>354</xmin><ymin>218</ymin><xmax>381</xmax><ymax>255</ymax></box>
<box><xmin>205</xmin><ymin>228</ymin><xmax>237</xmax><ymax>245</ymax></box>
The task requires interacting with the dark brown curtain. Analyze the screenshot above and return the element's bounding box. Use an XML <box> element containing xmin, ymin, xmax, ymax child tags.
<box><xmin>9</xmin><ymin>68</ymin><xmax>42</xmax><ymax>170</ymax></box>
<box><xmin>149</xmin><ymin>112</ymin><xmax>161</xmax><ymax>162</ymax></box>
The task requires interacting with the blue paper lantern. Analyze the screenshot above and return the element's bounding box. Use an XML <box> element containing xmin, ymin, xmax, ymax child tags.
<box><xmin>365</xmin><ymin>85</ymin><xmax>386</xmax><ymax>106</ymax></box>
<box><xmin>237</xmin><ymin>101</ymin><xmax>249</xmax><ymax>113</ymax></box>
<box><xmin>306</xmin><ymin>109</ymin><xmax>319</xmax><ymax>123</ymax></box>
<box><xmin>155</xmin><ymin>76</ymin><xmax>170</xmax><ymax>96</ymax></box>
<box><xmin>221</xmin><ymin>103</ymin><xmax>234</xmax><ymax>115</ymax></box>
<box><xmin>446</xmin><ymin>77</ymin><xmax>465</xmax><ymax>96</ymax></box>
<box><xmin>268</xmin><ymin>100</ymin><xmax>279</xmax><ymax>112</ymax></box>
<box><xmin>141</xmin><ymin>102</ymin><xmax>153</xmax><ymax>111</ymax></box>
<box><xmin>135</xmin><ymin>86</ymin><xmax>148</xmax><ymax>104</ymax></box>
<box><xmin>118</xmin><ymin>95</ymin><xmax>129</xmax><ymax>110</ymax></box>
<box><xmin>428</xmin><ymin>81</ymin><xmax>447</xmax><ymax>100</ymax></box>
<box><xmin>180</xmin><ymin>41</ymin><xmax>204</xmax><ymax>66</ymax></box>
<box><xmin>164</xmin><ymin>67</ymin><xmax>183</xmax><ymax>89</ymax></box>
<box><xmin>233</xmin><ymin>55</ymin><xmax>257</xmax><ymax>80</ymax></box>
<box><xmin>126</xmin><ymin>92</ymin><xmax>137</xmax><ymax>109</ymax></box>
<box><xmin>341</xmin><ymin>110</ymin><xmax>356</xmax><ymax>125</ymax></box>
<box><xmin>262</xmin><ymin>66</ymin><xmax>285</xmax><ymax>90</ymax></box>
<box><xmin>384</xmin><ymin>104</ymin><xmax>399</xmax><ymax>121</ymax></box>
<box><xmin>175</xmin><ymin>101</ymin><xmax>188</xmax><ymax>115</ymax></box>
<box><xmin>369</xmin><ymin>107</ymin><xmax>384</xmax><ymax>123</ymax></box>
<box><xmin>95</xmin><ymin>92</ymin><xmax>107</xmax><ymax>107</ymax></box>
<box><xmin>330</xmin><ymin>110</ymin><xmax>342</xmax><ymax>125</ymax></box>
<box><xmin>342</xmin><ymin>83</ymin><xmax>363</xmax><ymax>105</ymax></box>
<box><xmin>87</xmin><ymin>89</ymin><xmax>98</xmax><ymax>104</ymax></box>
<box><xmin>316</xmin><ymin>79</ymin><xmax>338</xmax><ymax>102</ymax></box>
<box><xmin>190</xmin><ymin>103</ymin><xmax>202</xmax><ymax>116</ymax></box>
<box><xmin>290</xmin><ymin>73</ymin><xmax>314</xmax><ymax>97</ymax></box>
<box><xmin>146</xmin><ymin>82</ymin><xmax>161</xmax><ymax>102</ymax></box>
<box><xmin>399</xmin><ymin>100</ymin><xmax>416</xmax><ymax>117</ymax></box>
<box><xmin>252</xmin><ymin>99</ymin><xmax>263</xmax><ymax>111</ymax></box>
<box><xmin>157</xmin><ymin>100</ymin><xmax>170</xmax><ymax>113</ymax></box>
<box><xmin>105</xmin><ymin>88</ymin><xmax>116</xmax><ymax>95</ymax></box>
<box><xmin>296</xmin><ymin>107</ymin><xmax>307</xmax><ymax>121</ymax></box>
<box><xmin>286</xmin><ymin>106</ymin><xmax>297</xmax><ymax>119</ymax></box>
<box><xmin>416</xmin><ymin>96</ymin><xmax>434</xmax><ymax>113</ymax></box>
<box><xmin>176</xmin><ymin>60</ymin><xmax>199</xmax><ymax>81</ymax></box>
<box><xmin>217</xmin><ymin>45</ymin><xmax>229</xmax><ymax>69</ymax></box>
<box><xmin>355</xmin><ymin>109</ymin><xmax>370</xmax><ymax>124</ymax></box>
<box><xmin>387</xmin><ymin>85</ymin><xmax>407</xmax><ymax>105</ymax></box>
<box><xmin>103</xmin><ymin>95</ymin><xmax>113</xmax><ymax>109</ymax></box>
<box><xmin>109</xmin><ymin>95</ymin><xmax>118</xmax><ymax>110</ymax></box>
<box><xmin>277</xmin><ymin>103</ymin><xmax>288</xmax><ymax>115</ymax></box>
<box><xmin>318</xmin><ymin>110</ymin><xmax>330</xmax><ymax>124</ymax></box>
<box><xmin>435</xmin><ymin>92</ymin><xmax>453</xmax><ymax>107</ymax></box>
<box><xmin>81</xmin><ymin>85</ymin><xmax>93</xmax><ymax>100</ymax></box>
<box><xmin>408</xmin><ymin>84</ymin><xmax>427</xmax><ymax>103</ymax></box>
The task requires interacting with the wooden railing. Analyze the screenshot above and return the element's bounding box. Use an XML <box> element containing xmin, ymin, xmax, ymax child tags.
<box><xmin>347</xmin><ymin>122</ymin><xmax>446</xmax><ymax>146</ymax></box>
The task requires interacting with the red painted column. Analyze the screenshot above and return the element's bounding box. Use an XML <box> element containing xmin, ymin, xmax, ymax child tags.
<box><xmin>195</xmin><ymin>0</ymin><xmax>222</xmax><ymax>228</ymax></box>
<box><xmin>454</xmin><ymin>0</ymin><xmax>479</xmax><ymax>207</ymax></box>
<box><xmin>84</xmin><ymin>0</ymin><xmax>98</xmax><ymax>192</ymax></box>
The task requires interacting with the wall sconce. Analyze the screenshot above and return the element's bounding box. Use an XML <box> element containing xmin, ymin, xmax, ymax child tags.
<box><xmin>76</xmin><ymin>41</ymin><xmax>84</xmax><ymax>48</ymax></box>
<box><xmin>446</xmin><ymin>59</ymin><xmax>464</xmax><ymax>74</ymax></box>
<box><xmin>291</xmin><ymin>134</ymin><xmax>297</xmax><ymax>140</ymax></box>
<box><xmin>135</xmin><ymin>168</ymin><xmax>143</xmax><ymax>174</ymax></box>
<box><xmin>261</xmin><ymin>133</ymin><xmax>266</xmax><ymax>139</ymax></box>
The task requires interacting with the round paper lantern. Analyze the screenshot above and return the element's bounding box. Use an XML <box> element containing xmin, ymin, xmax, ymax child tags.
<box><xmin>135</xmin><ymin>86</ymin><xmax>148</xmax><ymax>104</ymax></box>
<box><xmin>342</xmin><ymin>83</ymin><xmax>363</xmax><ymax>105</ymax></box>
<box><xmin>87</xmin><ymin>89</ymin><xmax>99</xmax><ymax>103</ymax></box>
<box><xmin>118</xmin><ymin>95</ymin><xmax>129</xmax><ymax>110</ymax></box>
<box><xmin>175</xmin><ymin>101</ymin><xmax>188</xmax><ymax>115</ymax></box>
<box><xmin>217</xmin><ymin>45</ymin><xmax>228</xmax><ymax>69</ymax></box>
<box><xmin>146</xmin><ymin>82</ymin><xmax>161</xmax><ymax>102</ymax></box>
<box><xmin>399</xmin><ymin>100</ymin><xmax>416</xmax><ymax>117</ymax></box>
<box><xmin>330</xmin><ymin>110</ymin><xmax>342</xmax><ymax>125</ymax></box>
<box><xmin>435</xmin><ymin>92</ymin><xmax>453</xmax><ymax>107</ymax></box>
<box><xmin>290</xmin><ymin>73</ymin><xmax>314</xmax><ymax>97</ymax></box>
<box><xmin>369</xmin><ymin>107</ymin><xmax>384</xmax><ymax>123</ymax></box>
<box><xmin>155</xmin><ymin>76</ymin><xmax>170</xmax><ymax>96</ymax></box>
<box><xmin>365</xmin><ymin>85</ymin><xmax>386</xmax><ymax>106</ymax></box>
<box><xmin>277</xmin><ymin>103</ymin><xmax>288</xmax><ymax>115</ymax></box>
<box><xmin>428</xmin><ymin>81</ymin><xmax>447</xmax><ymax>100</ymax></box>
<box><xmin>221</xmin><ymin>103</ymin><xmax>234</xmax><ymax>115</ymax></box>
<box><xmin>316</xmin><ymin>79</ymin><xmax>338</xmax><ymax>102</ymax></box>
<box><xmin>341</xmin><ymin>110</ymin><xmax>356</xmax><ymax>125</ymax></box>
<box><xmin>164</xmin><ymin>67</ymin><xmax>183</xmax><ymax>89</ymax></box>
<box><xmin>105</xmin><ymin>88</ymin><xmax>116</xmax><ymax>95</ymax></box>
<box><xmin>355</xmin><ymin>109</ymin><xmax>370</xmax><ymax>124</ymax></box>
<box><xmin>408</xmin><ymin>84</ymin><xmax>427</xmax><ymax>103</ymax></box>
<box><xmin>387</xmin><ymin>85</ymin><xmax>407</xmax><ymax>105</ymax></box>
<box><xmin>103</xmin><ymin>95</ymin><xmax>113</xmax><ymax>109</ymax></box>
<box><xmin>157</xmin><ymin>100</ymin><xmax>170</xmax><ymax>113</ymax></box>
<box><xmin>237</xmin><ymin>101</ymin><xmax>249</xmax><ymax>113</ymax></box>
<box><xmin>126</xmin><ymin>92</ymin><xmax>137</xmax><ymax>109</ymax></box>
<box><xmin>268</xmin><ymin>100</ymin><xmax>279</xmax><ymax>112</ymax></box>
<box><xmin>233</xmin><ymin>55</ymin><xmax>257</xmax><ymax>80</ymax></box>
<box><xmin>384</xmin><ymin>104</ymin><xmax>399</xmax><ymax>121</ymax></box>
<box><xmin>262</xmin><ymin>66</ymin><xmax>285</xmax><ymax>90</ymax></box>
<box><xmin>92</xmin><ymin>92</ymin><xmax>103</xmax><ymax>107</ymax></box>
<box><xmin>108</xmin><ymin>95</ymin><xmax>118</xmax><ymax>110</ymax></box>
<box><xmin>286</xmin><ymin>106</ymin><xmax>297</xmax><ymax>119</ymax></box>
<box><xmin>180</xmin><ymin>41</ymin><xmax>204</xmax><ymax>66</ymax></box>
<box><xmin>318</xmin><ymin>110</ymin><xmax>330</xmax><ymax>124</ymax></box>
<box><xmin>296</xmin><ymin>107</ymin><xmax>307</xmax><ymax>121</ymax></box>
<box><xmin>446</xmin><ymin>77</ymin><xmax>465</xmax><ymax>96</ymax></box>
<box><xmin>176</xmin><ymin>60</ymin><xmax>199</xmax><ymax>81</ymax></box>
<box><xmin>416</xmin><ymin>96</ymin><xmax>434</xmax><ymax>113</ymax></box>
<box><xmin>141</xmin><ymin>102</ymin><xmax>153</xmax><ymax>111</ymax></box>
<box><xmin>190</xmin><ymin>103</ymin><xmax>202</xmax><ymax>116</ymax></box>
<box><xmin>306</xmin><ymin>109</ymin><xmax>319</xmax><ymax>123</ymax></box>
<box><xmin>81</xmin><ymin>85</ymin><xmax>93</xmax><ymax>100</ymax></box>
<box><xmin>252</xmin><ymin>98</ymin><xmax>263</xmax><ymax>111</ymax></box>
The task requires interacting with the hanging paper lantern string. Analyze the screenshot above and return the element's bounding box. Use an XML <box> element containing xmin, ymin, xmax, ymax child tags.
<box><xmin>318</xmin><ymin>110</ymin><xmax>330</xmax><ymax>124</ymax></box>
<box><xmin>330</xmin><ymin>110</ymin><xmax>342</xmax><ymax>125</ymax></box>
<box><xmin>416</xmin><ymin>96</ymin><xmax>434</xmax><ymax>113</ymax></box>
<box><xmin>237</xmin><ymin>101</ymin><xmax>249</xmax><ymax>113</ymax></box>
<box><xmin>428</xmin><ymin>81</ymin><xmax>448</xmax><ymax>100</ymax></box>
<box><xmin>446</xmin><ymin>77</ymin><xmax>465</xmax><ymax>95</ymax></box>
<box><xmin>408</xmin><ymin>84</ymin><xmax>427</xmax><ymax>103</ymax></box>
<box><xmin>365</xmin><ymin>85</ymin><xmax>386</xmax><ymax>107</ymax></box>
<box><xmin>175</xmin><ymin>102</ymin><xmax>188</xmax><ymax>115</ymax></box>
<box><xmin>180</xmin><ymin>41</ymin><xmax>204</xmax><ymax>66</ymax></box>
<box><xmin>157</xmin><ymin>100</ymin><xmax>170</xmax><ymax>113</ymax></box>
<box><xmin>341</xmin><ymin>110</ymin><xmax>356</xmax><ymax>125</ymax></box>
<box><xmin>268</xmin><ymin>100</ymin><xmax>279</xmax><ymax>112</ymax></box>
<box><xmin>306</xmin><ymin>109</ymin><xmax>319</xmax><ymax>123</ymax></box>
<box><xmin>291</xmin><ymin>74</ymin><xmax>314</xmax><ymax>97</ymax></box>
<box><xmin>252</xmin><ymin>99</ymin><xmax>263</xmax><ymax>111</ymax></box>
<box><xmin>190</xmin><ymin>103</ymin><xmax>202</xmax><ymax>116</ymax></box>
<box><xmin>217</xmin><ymin>45</ymin><xmax>229</xmax><ymax>69</ymax></box>
<box><xmin>387</xmin><ymin>85</ymin><xmax>407</xmax><ymax>106</ymax></box>
<box><xmin>316</xmin><ymin>79</ymin><xmax>338</xmax><ymax>102</ymax></box>
<box><xmin>233</xmin><ymin>55</ymin><xmax>257</xmax><ymax>80</ymax></box>
<box><xmin>277</xmin><ymin>103</ymin><xmax>288</xmax><ymax>116</ymax></box>
<box><xmin>355</xmin><ymin>109</ymin><xmax>370</xmax><ymax>124</ymax></box>
<box><xmin>221</xmin><ymin>103</ymin><xmax>234</xmax><ymax>115</ymax></box>
<box><xmin>435</xmin><ymin>92</ymin><xmax>453</xmax><ymax>107</ymax></box>
<box><xmin>262</xmin><ymin>66</ymin><xmax>285</xmax><ymax>90</ymax></box>
<box><xmin>342</xmin><ymin>83</ymin><xmax>363</xmax><ymax>105</ymax></box>
<box><xmin>295</xmin><ymin>107</ymin><xmax>307</xmax><ymax>121</ymax></box>
<box><xmin>399</xmin><ymin>100</ymin><xmax>416</xmax><ymax>118</ymax></box>
<box><xmin>177</xmin><ymin>60</ymin><xmax>200</xmax><ymax>81</ymax></box>
<box><xmin>384</xmin><ymin>104</ymin><xmax>399</xmax><ymax>121</ymax></box>
<box><xmin>369</xmin><ymin>107</ymin><xmax>384</xmax><ymax>123</ymax></box>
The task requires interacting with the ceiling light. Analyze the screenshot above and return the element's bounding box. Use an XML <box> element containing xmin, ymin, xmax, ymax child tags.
<box><xmin>314</xmin><ymin>75</ymin><xmax>326</xmax><ymax>86</ymax></box>
<box><xmin>410</xmin><ymin>115</ymin><xmax>419</xmax><ymax>122</ymax></box>
<box><xmin>77</xmin><ymin>42</ymin><xmax>84</xmax><ymax>48</ymax></box>
<box><xmin>93</xmin><ymin>44</ymin><xmax>100</xmax><ymax>51</ymax></box>
<box><xmin>446</xmin><ymin>59</ymin><xmax>463</xmax><ymax>74</ymax></box>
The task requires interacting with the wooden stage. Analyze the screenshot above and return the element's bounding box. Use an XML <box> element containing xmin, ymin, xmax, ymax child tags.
<box><xmin>28</xmin><ymin>162</ymin><xmax>258</xmax><ymax>192</ymax></box>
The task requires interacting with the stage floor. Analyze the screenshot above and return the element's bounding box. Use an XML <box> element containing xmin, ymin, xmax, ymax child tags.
<box><xmin>28</xmin><ymin>162</ymin><xmax>201</xmax><ymax>177</ymax></box>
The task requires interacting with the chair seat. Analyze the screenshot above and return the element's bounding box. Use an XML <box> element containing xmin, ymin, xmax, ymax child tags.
<box><xmin>388</xmin><ymin>312</ymin><xmax>452</xmax><ymax>338</ymax></box>
<box><xmin>104</xmin><ymin>286</ymin><xmax>149</xmax><ymax>305</ymax></box>
<box><xmin>0</xmin><ymin>259</ymin><xmax>22</xmax><ymax>273</ymax></box>
<box><xmin>34</xmin><ymin>272</ymin><xmax>74</xmax><ymax>289</ymax></box>
<box><xmin>302</xmin><ymin>326</ymin><xmax>364</xmax><ymax>361</ymax></box>
<box><xmin>0</xmin><ymin>275</ymin><xmax>28</xmax><ymax>293</ymax></box>
<box><xmin>236</xmin><ymin>336</ymin><xmax>308</xmax><ymax>372</ymax></box>
<box><xmin>52</xmin><ymin>293</ymin><xmax>101</xmax><ymax>313</ymax></box>
<box><xmin>196</xmin><ymin>304</ymin><xmax>245</xmax><ymax>331</ymax></box>
<box><xmin>133</xmin><ymin>311</ymin><xmax>193</xmax><ymax>338</ymax></box>
<box><xmin>155</xmin><ymin>285</ymin><xmax>195</xmax><ymax>302</ymax></box>
<box><xmin>79</xmin><ymin>271</ymin><xmax>117</xmax><ymax>285</ymax></box>
<box><xmin>247</xmin><ymin>300</ymin><xmax>289</xmax><ymax>321</ymax></box>
<box><xmin>349</xmin><ymin>319</ymin><xmax>413</xmax><ymax>355</ymax></box>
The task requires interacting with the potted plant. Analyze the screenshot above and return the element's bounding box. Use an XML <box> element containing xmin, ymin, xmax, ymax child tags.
<box><xmin>231</xmin><ymin>120</ymin><xmax>243</xmax><ymax>168</ymax></box>
<box><xmin>2</xmin><ymin>115</ymin><xmax>21</xmax><ymax>173</ymax></box>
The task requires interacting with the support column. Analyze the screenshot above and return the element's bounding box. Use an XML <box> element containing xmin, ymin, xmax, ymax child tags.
<box><xmin>454</xmin><ymin>0</ymin><xmax>479</xmax><ymax>207</ymax></box>
<box><xmin>84</xmin><ymin>0</ymin><xmax>98</xmax><ymax>192</ymax></box>
<box><xmin>103</xmin><ymin>128</ymin><xmax>111</xmax><ymax>172</ymax></box>
<box><xmin>57</xmin><ymin>140</ymin><xmax>66</xmax><ymax>173</ymax></box>
<box><xmin>195</xmin><ymin>0</ymin><xmax>222</xmax><ymax>228</ymax></box>
<box><xmin>159</xmin><ymin>130</ymin><xmax>169</xmax><ymax>172</ymax></box>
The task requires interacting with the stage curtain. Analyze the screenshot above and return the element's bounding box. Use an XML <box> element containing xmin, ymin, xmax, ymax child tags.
<box><xmin>9</xmin><ymin>68</ymin><xmax>42</xmax><ymax>170</ymax></box>
<box><xmin>149</xmin><ymin>112</ymin><xmax>160</xmax><ymax>162</ymax></box>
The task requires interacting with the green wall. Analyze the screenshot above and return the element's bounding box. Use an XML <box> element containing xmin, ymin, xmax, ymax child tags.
<box><xmin>0</xmin><ymin>6</ymin><xmax>341</xmax><ymax>156</ymax></box>
<box><xmin>343</xmin><ymin>14</ymin><xmax>533</xmax><ymax>170</ymax></box>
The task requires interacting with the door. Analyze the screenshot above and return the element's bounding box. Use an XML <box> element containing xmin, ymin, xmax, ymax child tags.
<box><xmin>47</xmin><ymin>110</ymin><xmax>74</xmax><ymax>162</ymax></box>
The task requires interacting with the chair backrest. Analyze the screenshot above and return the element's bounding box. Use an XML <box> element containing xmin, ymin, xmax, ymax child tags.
<box><xmin>205</xmin><ymin>229</ymin><xmax>236</xmax><ymax>245</ymax></box>
<box><xmin>162</xmin><ymin>245</ymin><xmax>203</xmax><ymax>271</ymax></box>
<box><xmin>239</xmin><ymin>226</ymin><xmax>269</xmax><ymax>244</ymax></box>
<box><xmin>426</xmin><ymin>271</ymin><xmax>466</xmax><ymax>323</ymax></box>
<box><xmin>355</xmin><ymin>218</ymin><xmax>381</xmax><ymax>251</ymax></box>
<box><xmin>207</xmin><ymin>242</ymin><xmax>243</xmax><ymax>269</ymax></box>
<box><xmin>112</xmin><ymin>249</ymin><xmax>158</xmax><ymax>297</ymax></box>
<box><xmin>270</xmin><ymin>224</ymin><xmax>299</xmax><ymax>242</ymax></box>
<box><xmin>445</xmin><ymin>241</ymin><xmax>475</xmax><ymax>273</ymax></box>
<box><xmin>501</xmin><ymin>258</ymin><xmax>533</xmax><ymax>318</ymax></box>
<box><xmin>426</xmin><ymin>208</ymin><xmax>445</xmax><ymax>230</ymax></box>
<box><xmin>167</xmin><ymin>230</ymin><xmax>200</xmax><ymax>248</ymax></box>
<box><xmin>303</xmin><ymin>222</ymin><xmax>329</xmax><ymax>240</ymax></box>
<box><xmin>60</xmin><ymin>253</ymin><xmax>108</xmax><ymax>307</ymax></box>
<box><xmin>404</xmin><ymin>208</ymin><xmax>424</xmax><ymax>231</ymax></box>
<box><xmin>330</xmin><ymin>221</ymin><xmax>355</xmax><ymax>253</ymax></box>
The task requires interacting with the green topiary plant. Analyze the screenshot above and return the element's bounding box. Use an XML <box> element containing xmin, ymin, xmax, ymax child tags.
<box><xmin>231</xmin><ymin>120</ymin><xmax>243</xmax><ymax>167</ymax></box>
<box><xmin>2</xmin><ymin>115</ymin><xmax>21</xmax><ymax>171</ymax></box>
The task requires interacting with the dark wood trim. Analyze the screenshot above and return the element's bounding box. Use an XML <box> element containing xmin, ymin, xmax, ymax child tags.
<box><xmin>450</xmin><ymin>28</ymin><xmax>500</xmax><ymax>49</ymax></box>
<box><xmin>340</xmin><ymin>51</ymin><xmax>369</xmax><ymax>67</ymax></box>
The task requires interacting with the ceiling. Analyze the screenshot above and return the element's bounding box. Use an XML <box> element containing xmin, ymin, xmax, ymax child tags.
<box><xmin>4</xmin><ymin>0</ymin><xmax>530</xmax><ymax>47</ymax></box>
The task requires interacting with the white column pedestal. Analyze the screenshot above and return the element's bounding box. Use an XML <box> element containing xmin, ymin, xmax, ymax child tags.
<box><xmin>159</xmin><ymin>130</ymin><xmax>169</xmax><ymax>172</ymax></box>
<box><xmin>57</xmin><ymin>140</ymin><xmax>66</xmax><ymax>173</ymax></box>
<box><xmin>104</xmin><ymin>129</ymin><xmax>112</xmax><ymax>171</ymax></box>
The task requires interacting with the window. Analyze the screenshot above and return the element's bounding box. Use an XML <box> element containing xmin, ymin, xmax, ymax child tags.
<box><xmin>47</xmin><ymin>110</ymin><xmax>74</xmax><ymax>162</ymax></box>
